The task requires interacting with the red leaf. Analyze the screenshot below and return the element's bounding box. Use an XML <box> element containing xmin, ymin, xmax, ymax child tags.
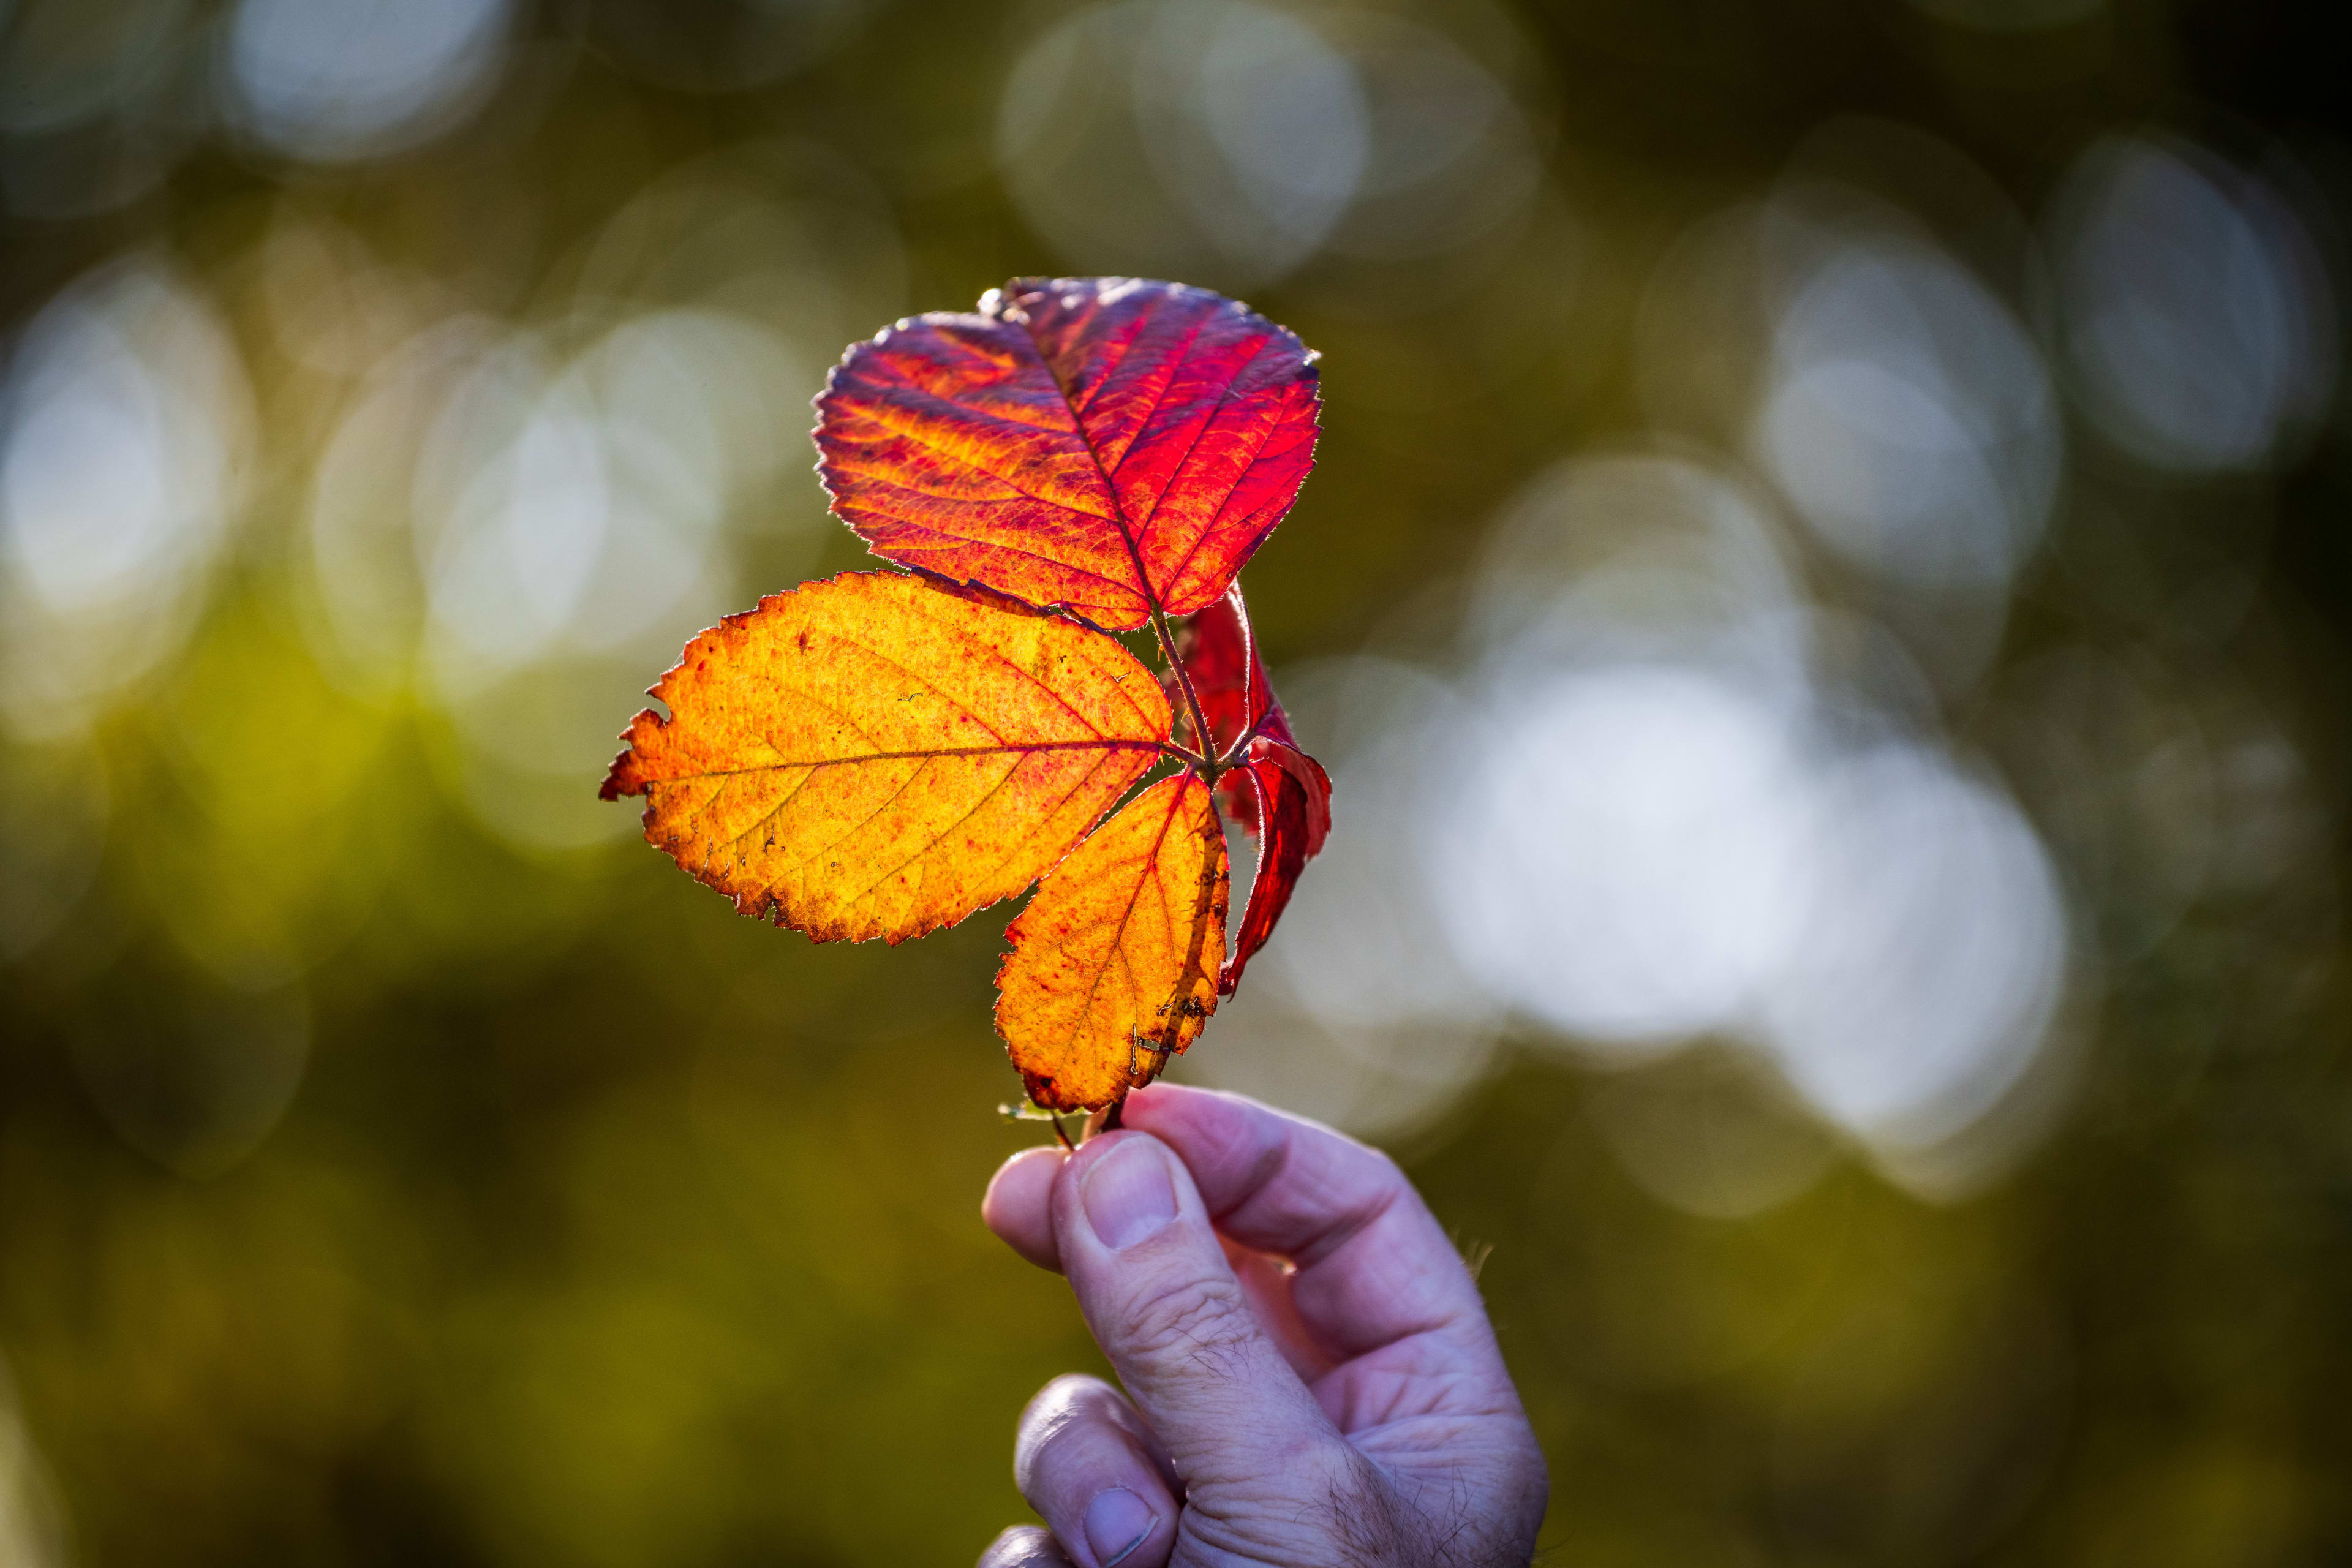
<box><xmin>1167</xmin><ymin>584</ymin><xmax>1332</xmax><ymax>995</ymax></box>
<box><xmin>1219</xmin><ymin>737</ymin><xmax>1333</xmax><ymax>997</ymax></box>
<box><xmin>814</xmin><ymin>277</ymin><xmax>1320</xmax><ymax>631</ymax></box>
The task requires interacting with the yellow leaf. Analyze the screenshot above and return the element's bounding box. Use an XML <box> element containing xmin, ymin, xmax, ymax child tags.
<box><xmin>601</xmin><ymin>573</ymin><xmax>1170</xmax><ymax>943</ymax></box>
<box><xmin>997</xmin><ymin>774</ymin><xmax>1228</xmax><ymax>1111</ymax></box>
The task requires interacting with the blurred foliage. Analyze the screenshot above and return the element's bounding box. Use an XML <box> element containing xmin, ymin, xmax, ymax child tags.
<box><xmin>6</xmin><ymin>0</ymin><xmax>2352</xmax><ymax>1565</ymax></box>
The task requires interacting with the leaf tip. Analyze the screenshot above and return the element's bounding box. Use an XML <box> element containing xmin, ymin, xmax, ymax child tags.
<box><xmin>598</xmin><ymin>707</ymin><xmax>671</xmax><ymax>801</ymax></box>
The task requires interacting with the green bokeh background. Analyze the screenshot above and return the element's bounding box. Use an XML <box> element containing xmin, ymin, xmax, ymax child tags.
<box><xmin>5</xmin><ymin>1</ymin><xmax>2351</xmax><ymax>1564</ymax></box>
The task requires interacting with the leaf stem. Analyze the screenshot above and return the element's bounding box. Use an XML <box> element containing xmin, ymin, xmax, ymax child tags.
<box><xmin>1218</xmin><ymin>710</ymin><xmax>1271</xmax><ymax>769</ymax></box>
<box><xmin>1213</xmin><ymin>583</ymin><xmax>1266</xmax><ymax>771</ymax></box>
<box><xmin>1151</xmin><ymin>605</ymin><xmax>1220</xmax><ymax>786</ymax></box>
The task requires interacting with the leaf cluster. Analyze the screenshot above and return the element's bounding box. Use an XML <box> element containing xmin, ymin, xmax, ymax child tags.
<box><xmin>602</xmin><ymin>277</ymin><xmax>1332</xmax><ymax>1111</ymax></box>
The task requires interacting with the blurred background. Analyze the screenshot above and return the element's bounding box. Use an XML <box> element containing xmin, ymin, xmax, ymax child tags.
<box><xmin>4</xmin><ymin>0</ymin><xmax>2350</xmax><ymax>1562</ymax></box>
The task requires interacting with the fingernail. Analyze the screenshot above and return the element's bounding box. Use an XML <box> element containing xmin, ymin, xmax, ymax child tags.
<box><xmin>1079</xmin><ymin>1139</ymin><xmax>1177</xmax><ymax>1251</ymax></box>
<box><xmin>1082</xmin><ymin>1487</ymin><xmax>1158</xmax><ymax>1567</ymax></box>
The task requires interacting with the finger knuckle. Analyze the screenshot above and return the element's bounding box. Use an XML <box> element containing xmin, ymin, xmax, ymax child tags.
<box><xmin>1120</xmin><ymin>1274</ymin><xmax>1257</xmax><ymax>1372</ymax></box>
<box><xmin>1361</xmin><ymin>1145</ymin><xmax>1417</xmax><ymax>1204</ymax></box>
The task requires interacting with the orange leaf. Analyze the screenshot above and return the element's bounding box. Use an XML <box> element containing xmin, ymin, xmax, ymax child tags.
<box><xmin>815</xmin><ymin>277</ymin><xmax>1319</xmax><ymax>631</ymax></box>
<box><xmin>998</xmin><ymin>774</ymin><xmax>1229</xmax><ymax>1112</ymax></box>
<box><xmin>600</xmin><ymin>572</ymin><xmax>1170</xmax><ymax>944</ymax></box>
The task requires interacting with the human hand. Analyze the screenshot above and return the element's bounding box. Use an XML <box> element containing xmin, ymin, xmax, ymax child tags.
<box><xmin>975</xmin><ymin>1083</ymin><xmax>1547</xmax><ymax>1567</ymax></box>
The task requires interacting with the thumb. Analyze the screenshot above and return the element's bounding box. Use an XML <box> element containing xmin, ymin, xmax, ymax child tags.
<box><xmin>1049</xmin><ymin>1131</ymin><xmax>1354</xmax><ymax>1499</ymax></box>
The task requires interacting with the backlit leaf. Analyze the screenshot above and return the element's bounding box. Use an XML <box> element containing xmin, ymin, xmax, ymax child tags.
<box><xmin>1167</xmin><ymin>586</ymin><xmax>1332</xmax><ymax>995</ymax></box>
<box><xmin>815</xmin><ymin>277</ymin><xmax>1319</xmax><ymax>631</ymax></box>
<box><xmin>600</xmin><ymin>571</ymin><xmax>1170</xmax><ymax>944</ymax></box>
<box><xmin>1217</xmin><ymin>738</ymin><xmax>1331</xmax><ymax>997</ymax></box>
<box><xmin>997</xmin><ymin>774</ymin><xmax>1229</xmax><ymax>1112</ymax></box>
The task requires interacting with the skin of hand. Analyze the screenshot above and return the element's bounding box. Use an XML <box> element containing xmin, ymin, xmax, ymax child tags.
<box><xmin>975</xmin><ymin>1082</ymin><xmax>1548</xmax><ymax>1568</ymax></box>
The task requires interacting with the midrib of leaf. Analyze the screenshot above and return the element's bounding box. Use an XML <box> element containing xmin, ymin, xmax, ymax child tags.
<box><xmin>1019</xmin><ymin>312</ymin><xmax>1226</xmax><ymax>777</ymax></box>
<box><xmin>1039</xmin><ymin>307</ymin><xmax>1217</xmax><ymax>605</ymax></box>
<box><xmin>663</xmin><ymin>740</ymin><xmax>1160</xmax><ymax>780</ymax></box>
<box><xmin>1041</xmin><ymin>778</ymin><xmax>1205</xmax><ymax>1062</ymax></box>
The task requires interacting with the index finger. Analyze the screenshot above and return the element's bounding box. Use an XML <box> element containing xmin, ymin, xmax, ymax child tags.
<box><xmin>1116</xmin><ymin>1083</ymin><xmax>1488</xmax><ymax>1364</ymax></box>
